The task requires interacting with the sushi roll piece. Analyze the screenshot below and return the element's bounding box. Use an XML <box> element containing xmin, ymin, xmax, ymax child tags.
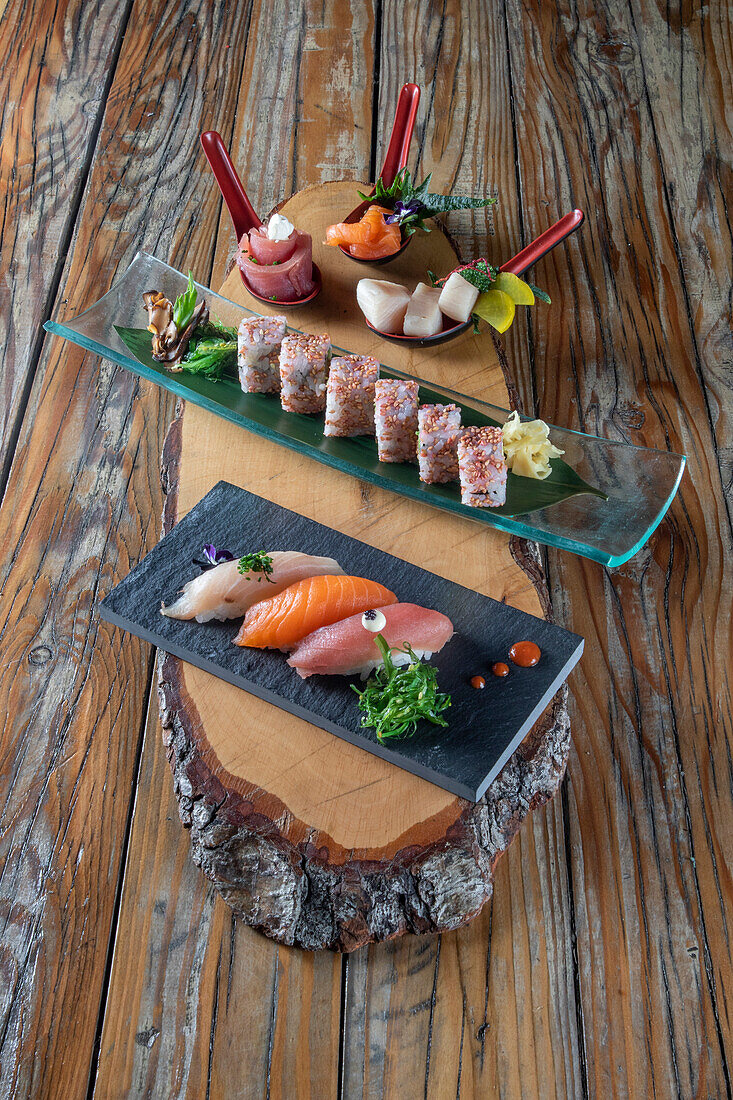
<box><xmin>237</xmin><ymin>315</ymin><xmax>288</xmax><ymax>393</ymax></box>
<box><xmin>457</xmin><ymin>425</ymin><xmax>508</xmax><ymax>508</ymax></box>
<box><xmin>279</xmin><ymin>332</ymin><xmax>331</xmax><ymax>414</ymax></box>
<box><xmin>324</xmin><ymin>354</ymin><xmax>379</xmax><ymax>437</ymax></box>
<box><xmin>287</xmin><ymin>603</ymin><xmax>454</xmax><ymax>679</ymax></box>
<box><xmin>374</xmin><ymin>378</ymin><xmax>419</xmax><ymax>463</ymax></box>
<box><xmin>417</xmin><ymin>403</ymin><xmax>463</xmax><ymax>484</ymax></box>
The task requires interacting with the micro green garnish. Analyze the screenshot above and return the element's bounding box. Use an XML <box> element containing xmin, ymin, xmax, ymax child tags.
<box><xmin>237</xmin><ymin>550</ymin><xmax>275</xmax><ymax>581</ymax></box>
<box><xmin>352</xmin><ymin>633</ymin><xmax>451</xmax><ymax>742</ymax></box>
<box><xmin>455</xmin><ymin>259</ymin><xmax>499</xmax><ymax>293</ymax></box>
<box><xmin>358</xmin><ymin>168</ymin><xmax>496</xmax><ymax>237</ymax></box>
<box><xmin>172</xmin><ymin>272</ymin><xmax>197</xmax><ymax>331</ymax></box>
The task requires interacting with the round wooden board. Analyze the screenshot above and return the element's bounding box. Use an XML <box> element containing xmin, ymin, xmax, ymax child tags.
<box><xmin>158</xmin><ymin>181</ymin><xmax>571</xmax><ymax>951</ymax></box>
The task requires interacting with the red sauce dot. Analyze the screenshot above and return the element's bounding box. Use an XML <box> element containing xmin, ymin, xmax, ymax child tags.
<box><xmin>492</xmin><ymin>662</ymin><xmax>510</xmax><ymax>678</ymax></box>
<box><xmin>509</xmin><ymin>641</ymin><xmax>541</xmax><ymax>668</ymax></box>
<box><xmin>470</xmin><ymin>675</ymin><xmax>486</xmax><ymax>690</ymax></box>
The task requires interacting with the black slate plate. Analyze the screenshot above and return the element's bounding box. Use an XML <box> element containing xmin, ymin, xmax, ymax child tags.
<box><xmin>100</xmin><ymin>482</ymin><xmax>584</xmax><ymax>801</ymax></box>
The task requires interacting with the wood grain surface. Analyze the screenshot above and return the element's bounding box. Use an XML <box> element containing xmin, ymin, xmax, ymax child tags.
<box><xmin>0</xmin><ymin>0</ymin><xmax>730</xmax><ymax>1096</ymax></box>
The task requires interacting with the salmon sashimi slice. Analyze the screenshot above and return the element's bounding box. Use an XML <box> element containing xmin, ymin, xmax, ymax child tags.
<box><xmin>325</xmin><ymin>205</ymin><xmax>402</xmax><ymax>260</ymax></box>
<box><xmin>161</xmin><ymin>551</ymin><xmax>344</xmax><ymax>623</ymax></box>
<box><xmin>287</xmin><ymin>603</ymin><xmax>455</xmax><ymax>679</ymax></box>
<box><xmin>234</xmin><ymin>574</ymin><xmax>397</xmax><ymax>650</ymax></box>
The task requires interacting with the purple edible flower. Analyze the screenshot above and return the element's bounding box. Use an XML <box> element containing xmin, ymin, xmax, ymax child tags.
<box><xmin>385</xmin><ymin>199</ymin><xmax>424</xmax><ymax>225</ymax></box>
<box><xmin>193</xmin><ymin>544</ymin><xmax>235</xmax><ymax>570</ymax></box>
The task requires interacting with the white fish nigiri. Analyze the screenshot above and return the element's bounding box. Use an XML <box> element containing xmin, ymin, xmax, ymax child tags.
<box><xmin>161</xmin><ymin>551</ymin><xmax>344</xmax><ymax>623</ymax></box>
<box><xmin>403</xmin><ymin>283</ymin><xmax>443</xmax><ymax>338</ymax></box>
<box><xmin>356</xmin><ymin>279</ymin><xmax>410</xmax><ymax>334</ymax></box>
<box><xmin>438</xmin><ymin>271</ymin><xmax>480</xmax><ymax>323</ymax></box>
<box><xmin>287</xmin><ymin>603</ymin><xmax>454</xmax><ymax>679</ymax></box>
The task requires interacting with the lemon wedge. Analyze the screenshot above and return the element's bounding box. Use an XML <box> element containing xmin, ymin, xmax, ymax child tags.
<box><xmin>492</xmin><ymin>272</ymin><xmax>535</xmax><ymax>305</ymax></box>
<box><xmin>473</xmin><ymin>289</ymin><xmax>516</xmax><ymax>333</ymax></box>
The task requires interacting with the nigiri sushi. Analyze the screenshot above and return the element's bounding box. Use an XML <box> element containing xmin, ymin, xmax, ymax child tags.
<box><xmin>234</xmin><ymin>574</ymin><xmax>397</xmax><ymax>650</ymax></box>
<box><xmin>287</xmin><ymin>603</ymin><xmax>454</xmax><ymax>679</ymax></box>
<box><xmin>161</xmin><ymin>551</ymin><xmax>344</xmax><ymax>623</ymax></box>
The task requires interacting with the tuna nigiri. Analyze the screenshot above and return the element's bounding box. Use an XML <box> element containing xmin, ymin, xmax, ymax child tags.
<box><xmin>287</xmin><ymin>603</ymin><xmax>454</xmax><ymax>678</ymax></box>
<box><xmin>161</xmin><ymin>551</ymin><xmax>343</xmax><ymax>623</ymax></box>
<box><xmin>234</xmin><ymin>575</ymin><xmax>397</xmax><ymax>650</ymax></box>
<box><xmin>326</xmin><ymin>205</ymin><xmax>402</xmax><ymax>260</ymax></box>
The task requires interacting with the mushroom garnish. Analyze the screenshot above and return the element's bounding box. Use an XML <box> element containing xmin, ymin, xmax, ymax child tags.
<box><xmin>142</xmin><ymin>277</ymin><xmax>210</xmax><ymax>368</ymax></box>
<box><xmin>143</xmin><ymin>291</ymin><xmax>178</xmax><ymax>359</ymax></box>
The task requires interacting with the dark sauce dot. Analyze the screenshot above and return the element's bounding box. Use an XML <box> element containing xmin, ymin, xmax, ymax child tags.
<box><xmin>492</xmin><ymin>662</ymin><xmax>510</xmax><ymax>678</ymax></box>
<box><xmin>509</xmin><ymin>641</ymin><xmax>541</xmax><ymax>668</ymax></box>
<box><xmin>470</xmin><ymin>675</ymin><xmax>486</xmax><ymax>690</ymax></box>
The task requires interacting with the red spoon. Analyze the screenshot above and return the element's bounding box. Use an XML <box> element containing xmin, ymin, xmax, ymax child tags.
<box><xmin>365</xmin><ymin>209</ymin><xmax>585</xmax><ymax>346</ymax></box>
<box><xmin>200</xmin><ymin>130</ymin><xmax>322</xmax><ymax>308</ymax></box>
<box><xmin>337</xmin><ymin>82</ymin><xmax>421</xmax><ymax>266</ymax></box>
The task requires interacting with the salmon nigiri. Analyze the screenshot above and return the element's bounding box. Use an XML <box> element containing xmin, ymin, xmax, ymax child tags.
<box><xmin>161</xmin><ymin>551</ymin><xmax>343</xmax><ymax>623</ymax></box>
<box><xmin>234</xmin><ymin>574</ymin><xmax>397</xmax><ymax>650</ymax></box>
<box><xmin>287</xmin><ymin>604</ymin><xmax>454</xmax><ymax>679</ymax></box>
<box><xmin>325</xmin><ymin>205</ymin><xmax>402</xmax><ymax>260</ymax></box>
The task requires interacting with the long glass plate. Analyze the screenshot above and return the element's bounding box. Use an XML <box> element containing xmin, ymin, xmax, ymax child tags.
<box><xmin>44</xmin><ymin>252</ymin><xmax>686</xmax><ymax>567</ymax></box>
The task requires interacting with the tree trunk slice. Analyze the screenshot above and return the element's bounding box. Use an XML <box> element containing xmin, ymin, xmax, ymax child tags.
<box><xmin>157</xmin><ymin>181</ymin><xmax>571</xmax><ymax>951</ymax></box>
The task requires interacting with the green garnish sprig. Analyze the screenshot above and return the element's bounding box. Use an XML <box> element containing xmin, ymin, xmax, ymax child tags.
<box><xmin>173</xmin><ymin>272</ymin><xmax>198</xmax><ymax>330</ymax></box>
<box><xmin>358</xmin><ymin>168</ymin><xmax>496</xmax><ymax>236</ymax></box>
<box><xmin>352</xmin><ymin>633</ymin><xmax>451</xmax><ymax>742</ymax></box>
<box><xmin>237</xmin><ymin>550</ymin><xmax>275</xmax><ymax>581</ymax></box>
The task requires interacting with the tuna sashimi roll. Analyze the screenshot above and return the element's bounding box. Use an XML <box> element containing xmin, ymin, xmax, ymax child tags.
<box><xmin>417</xmin><ymin>403</ymin><xmax>463</xmax><ymax>484</ymax></box>
<box><xmin>237</xmin><ymin>315</ymin><xmax>288</xmax><ymax>393</ymax></box>
<box><xmin>458</xmin><ymin>425</ymin><xmax>508</xmax><ymax>508</ymax></box>
<box><xmin>374</xmin><ymin>378</ymin><xmax>419</xmax><ymax>463</ymax></box>
<box><xmin>324</xmin><ymin>354</ymin><xmax>379</xmax><ymax>437</ymax></box>
<box><xmin>279</xmin><ymin>332</ymin><xmax>331</xmax><ymax>414</ymax></box>
<box><xmin>236</xmin><ymin>214</ymin><xmax>315</xmax><ymax>301</ymax></box>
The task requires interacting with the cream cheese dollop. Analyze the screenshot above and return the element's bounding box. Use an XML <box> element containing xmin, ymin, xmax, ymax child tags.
<box><xmin>265</xmin><ymin>213</ymin><xmax>295</xmax><ymax>241</ymax></box>
<box><xmin>362</xmin><ymin>609</ymin><xmax>387</xmax><ymax>633</ymax></box>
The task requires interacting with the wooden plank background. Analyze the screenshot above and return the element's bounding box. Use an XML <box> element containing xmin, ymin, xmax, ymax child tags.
<box><xmin>0</xmin><ymin>0</ymin><xmax>730</xmax><ymax>1096</ymax></box>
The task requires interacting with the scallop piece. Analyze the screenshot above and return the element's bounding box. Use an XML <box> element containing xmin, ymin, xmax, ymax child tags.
<box><xmin>356</xmin><ymin>279</ymin><xmax>411</xmax><ymax>334</ymax></box>
<box><xmin>403</xmin><ymin>283</ymin><xmax>443</xmax><ymax>338</ymax></box>
<box><xmin>438</xmin><ymin>271</ymin><xmax>480</xmax><ymax>323</ymax></box>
